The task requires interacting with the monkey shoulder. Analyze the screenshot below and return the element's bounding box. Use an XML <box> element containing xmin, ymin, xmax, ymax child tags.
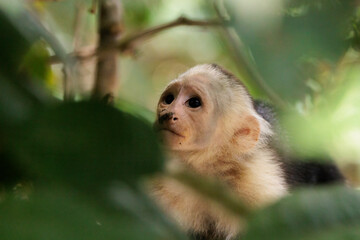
<box><xmin>253</xmin><ymin>99</ymin><xmax>344</xmax><ymax>188</ymax></box>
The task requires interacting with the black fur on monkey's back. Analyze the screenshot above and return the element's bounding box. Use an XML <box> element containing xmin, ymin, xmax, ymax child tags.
<box><xmin>282</xmin><ymin>159</ymin><xmax>344</xmax><ymax>187</ymax></box>
<box><xmin>253</xmin><ymin>100</ymin><xmax>345</xmax><ymax>188</ymax></box>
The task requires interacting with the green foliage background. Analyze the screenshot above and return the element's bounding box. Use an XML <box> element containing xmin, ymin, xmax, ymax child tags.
<box><xmin>0</xmin><ymin>0</ymin><xmax>360</xmax><ymax>239</ymax></box>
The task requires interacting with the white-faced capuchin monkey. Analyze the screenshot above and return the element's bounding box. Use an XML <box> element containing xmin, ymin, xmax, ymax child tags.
<box><xmin>150</xmin><ymin>64</ymin><xmax>344</xmax><ymax>240</ymax></box>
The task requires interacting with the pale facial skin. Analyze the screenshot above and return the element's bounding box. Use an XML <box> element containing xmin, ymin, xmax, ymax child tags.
<box><xmin>154</xmin><ymin>74</ymin><xmax>220</xmax><ymax>152</ymax></box>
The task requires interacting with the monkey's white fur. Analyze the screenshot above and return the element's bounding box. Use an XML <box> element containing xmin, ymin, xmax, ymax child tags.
<box><xmin>150</xmin><ymin>64</ymin><xmax>288</xmax><ymax>239</ymax></box>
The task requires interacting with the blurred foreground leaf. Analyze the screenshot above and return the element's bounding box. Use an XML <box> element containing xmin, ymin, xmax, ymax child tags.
<box><xmin>0</xmin><ymin>186</ymin><xmax>179</xmax><ymax>240</ymax></box>
<box><xmin>109</xmin><ymin>182</ymin><xmax>188</xmax><ymax>240</ymax></box>
<box><xmin>1</xmin><ymin>101</ymin><xmax>187</xmax><ymax>239</ymax></box>
<box><xmin>0</xmin><ymin>11</ymin><xmax>39</xmax><ymax>125</ymax></box>
<box><xmin>244</xmin><ymin>186</ymin><xmax>360</xmax><ymax>240</ymax></box>
<box><xmin>0</xmin><ymin>11</ymin><xmax>31</xmax><ymax>80</ymax></box>
<box><xmin>170</xmin><ymin>171</ymin><xmax>250</xmax><ymax>217</ymax></box>
<box><xmin>7</xmin><ymin>102</ymin><xmax>163</xmax><ymax>193</ymax></box>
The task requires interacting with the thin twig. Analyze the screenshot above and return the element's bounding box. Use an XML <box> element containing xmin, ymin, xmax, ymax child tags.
<box><xmin>49</xmin><ymin>16</ymin><xmax>224</xmax><ymax>64</ymax></box>
<box><xmin>48</xmin><ymin>50</ymin><xmax>94</xmax><ymax>64</ymax></box>
<box><xmin>117</xmin><ymin>16</ymin><xmax>224</xmax><ymax>51</ymax></box>
<box><xmin>224</xmin><ymin>27</ymin><xmax>287</xmax><ymax>108</ymax></box>
<box><xmin>213</xmin><ymin>0</ymin><xmax>287</xmax><ymax>109</ymax></box>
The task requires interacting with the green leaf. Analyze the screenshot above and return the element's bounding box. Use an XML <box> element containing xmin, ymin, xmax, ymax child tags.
<box><xmin>0</xmin><ymin>186</ymin><xmax>172</xmax><ymax>240</ymax></box>
<box><xmin>20</xmin><ymin>41</ymin><xmax>52</xmax><ymax>85</ymax></box>
<box><xmin>109</xmin><ymin>183</ymin><xmax>188</xmax><ymax>240</ymax></box>
<box><xmin>8</xmin><ymin>102</ymin><xmax>164</xmax><ymax>192</ymax></box>
<box><xmin>169</xmin><ymin>171</ymin><xmax>251</xmax><ymax>217</ymax></box>
<box><xmin>244</xmin><ymin>186</ymin><xmax>360</xmax><ymax>240</ymax></box>
<box><xmin>0</xmin><ymin>151</ymin><xmax>27</xmax><ymax>187</ymax></box>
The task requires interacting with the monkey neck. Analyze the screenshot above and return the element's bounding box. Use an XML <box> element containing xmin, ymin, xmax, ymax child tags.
<box><xmin>166</xmin><ymin>144</ymin><xmax>287</xmax><ymax>207</ymax></box>
<box><xmin>168</xmin><ymin>144</ymin><xmax>274</xmax><ymax>174</ymax></box>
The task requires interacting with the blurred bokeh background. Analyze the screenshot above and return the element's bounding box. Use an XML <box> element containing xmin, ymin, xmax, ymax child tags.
<box><xmin>1</xmin><ymin>0</ymin><xmax>360</xmax><ymax>239</ymax></box>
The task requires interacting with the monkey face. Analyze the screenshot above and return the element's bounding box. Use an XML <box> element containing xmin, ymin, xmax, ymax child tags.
<box><xmin>154</xmin><ymin>65</ymin><xmax>264</xmax><ymax>154</ymax></box>
<box><xmin>154</xmin><ymin>74</ymin><xmax>219</xmax><ymax>151</ymax></box>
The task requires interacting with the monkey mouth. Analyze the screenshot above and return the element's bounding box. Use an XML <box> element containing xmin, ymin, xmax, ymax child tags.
<box><xmin>160</xmin><ymin>128</ymin><xmax>185</xmax><ymax>138</ymax></box>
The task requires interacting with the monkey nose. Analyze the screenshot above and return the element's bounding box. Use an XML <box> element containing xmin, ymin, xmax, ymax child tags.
<box><xmin>159</xmin><ymin>112</ymin><xmax>178</xmax><ymax>124</ymax></box>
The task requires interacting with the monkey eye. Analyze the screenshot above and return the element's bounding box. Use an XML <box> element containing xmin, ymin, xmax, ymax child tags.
<box><xmin>187</xmin><ymin>97</ymin><xmax>201</xmax><ymax>108</ymax></box>
<box><xmin>163</xmin><ymin>94</ymin><xmax>174</xmax><ymax>104</ymax></box>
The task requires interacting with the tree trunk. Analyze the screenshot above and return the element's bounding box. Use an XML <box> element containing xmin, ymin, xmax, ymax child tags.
<box><xmin>92</xmin><ymin>0</ymin><xmax>123</xmax><ymax>103</ymax></box>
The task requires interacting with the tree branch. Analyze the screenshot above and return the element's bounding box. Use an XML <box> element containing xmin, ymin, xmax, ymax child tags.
<box><xmin>91</xmin><ymin>0</ymin><xmax>123</xmax><ymax>101</ymax></box>
<box><xmin>213</xmin><ymin>0</ymin><xmax>287</xmax><ymax>109</ymax></box>
<box><xmin>49</xmin><ymin>16</ymin><xmax>224</xmax><ymax>64</ymax></box>
<box><xmin>117</xmin><ymin>16</ymin><xmax>224</xmax><ymax>51</ymax></box>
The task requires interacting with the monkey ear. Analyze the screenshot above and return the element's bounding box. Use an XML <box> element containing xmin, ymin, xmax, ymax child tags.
<box><xmin>232</xmin><ymin>115</ymin><xmax>260</xmax><ymax>153</ymax></box>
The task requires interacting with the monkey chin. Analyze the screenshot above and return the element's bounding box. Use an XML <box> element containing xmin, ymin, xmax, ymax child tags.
<box><xmin>159</xmin><ymin>129</ymin><xmax>187</xmax><ymax>150</ymax></box>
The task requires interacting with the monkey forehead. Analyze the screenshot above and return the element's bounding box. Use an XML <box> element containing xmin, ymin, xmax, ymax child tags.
<box><xmin>177</xmin><ymin>64</ymin><xmax>246</xmax><ymax>93</ymax></box>
<box><xmin>171</xmin><ymin>72</ymin><xmax>230</xmax><ymax>95</ymax></box>
<box><xmin>163</xmin><ymin>78</ymin><xmax>206</xmax><ymax>97</ymax></box>
<box><xmin>184</xmin><ymin>73</ymin><xmax>217</xmax><ymax>91</ymax></box>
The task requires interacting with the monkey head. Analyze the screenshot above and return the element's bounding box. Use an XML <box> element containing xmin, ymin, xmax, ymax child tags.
<box><xmin>154</xmin><ymin>64</ymin><xmax>271</xmax><ymax>155</ymax></box>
